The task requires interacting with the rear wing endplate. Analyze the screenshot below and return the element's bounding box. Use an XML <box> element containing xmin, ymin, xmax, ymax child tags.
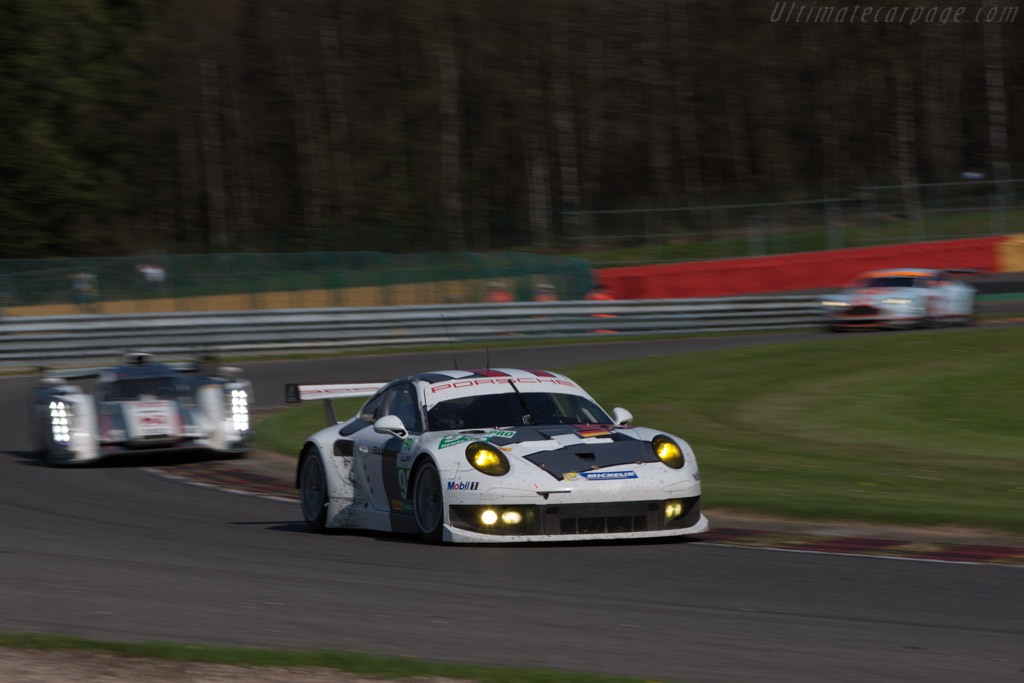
<box><xmin>284</xmin><ymin>382</ymin><xmax>385</xmax><ymax>426</ymax></box>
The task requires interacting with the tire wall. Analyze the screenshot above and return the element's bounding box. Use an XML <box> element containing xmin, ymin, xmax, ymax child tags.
<box><xmin>597</xmin><ymin>236</ymin><xmax>1017</xmax><ymax>299</ymax></box>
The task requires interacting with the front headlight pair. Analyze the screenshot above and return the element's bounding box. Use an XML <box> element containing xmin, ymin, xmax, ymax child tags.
<box><xmin>466</xmin><ymin>436</ymin><xmax>687</xmax><ymax>475</ymax></box>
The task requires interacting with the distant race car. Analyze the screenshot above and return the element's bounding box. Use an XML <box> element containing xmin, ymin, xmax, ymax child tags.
<box><xmin>31</xmin><ymin>352</ymin><xmax>252</xmax><ymax>465</ymax></box>
<box><xmin>819</xmin><ymin>268</ymin><xmax>977</xmax><ymax>331</ymax></box>
<box><xmin>286</xmin><ymin>368</ymin><xmax>708</xmax><ymax>543</ymax></box>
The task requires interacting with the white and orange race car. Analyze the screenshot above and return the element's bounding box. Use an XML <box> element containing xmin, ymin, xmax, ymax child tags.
<box><xmin>819</xmin><ymin>268</ymin><xmax>977</xmax><ymax>331</ymax></box>
<box><xmin>286</xmin><ymin>368</ymin><xmax>707</xmax><ymax>544</ymax></box>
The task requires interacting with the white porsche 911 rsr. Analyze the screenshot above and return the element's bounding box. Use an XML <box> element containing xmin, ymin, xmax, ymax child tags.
<box><xmin>287</xmin><ymin>368</ymin><xmax>708</xmax><ymax>543</ymax></box>
<box><xmin>31</xmin><ymin>352</ymin><xmax>252</xmax><ymax>465</ymax></box>
<box><xmin>819</xmin><ymin>268</ymin><xmax>977</xmax><ymax>331</ymax></box>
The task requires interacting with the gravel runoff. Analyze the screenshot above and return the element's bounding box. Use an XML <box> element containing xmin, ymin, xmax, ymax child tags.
<box><xmin>0</xmin><ymin>646</ymin><xmax>472</xmax><ymax>683</ymax></box>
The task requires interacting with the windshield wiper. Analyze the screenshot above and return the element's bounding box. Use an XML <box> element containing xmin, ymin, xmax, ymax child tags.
<box><xmin>507</xmin><ymin>380</ymin><xmax>537</xmax><ymax>426</ymax></box>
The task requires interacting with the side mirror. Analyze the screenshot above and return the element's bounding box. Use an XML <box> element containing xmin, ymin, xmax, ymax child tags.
<box><xmin>611</xmin><ymin>407</ymin><xmax>633</xmax><ymax>426</ymax></box>
<box><xmin>373</xmin><ymin>414</ymin><xmax>408</xmax><ymax>438</ymax></box>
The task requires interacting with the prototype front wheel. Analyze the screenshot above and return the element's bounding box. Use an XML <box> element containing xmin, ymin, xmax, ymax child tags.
<box><xmin>412</xmin><ymin>460</ymin><xmax>444</xmax><ymax>543</ymax></box>
<box><xmin>299</xmin><ymin>448</ymin><xmax>329</xmax><ymax>532</ymax></box>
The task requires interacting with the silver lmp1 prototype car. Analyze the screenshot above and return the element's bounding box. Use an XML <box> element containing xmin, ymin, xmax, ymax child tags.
<box><xmin>31</xmin><ymin>352</ymin><xmax>252</xmax><ymax>465</ymax></box>
<box><xmin>286</xmin><ymin>368</ymin><xmax>708</xmax><ymax>543</ymax></box>
<box><xmin>819</xmin><ymin>268</ymin><xmax>977</xmax><ymax>331</ymax></box>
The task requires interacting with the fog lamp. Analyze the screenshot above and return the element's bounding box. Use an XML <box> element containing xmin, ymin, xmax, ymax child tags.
<box><xmin>501</xmin><ymin>510</ymin><xmax>523</xmax><ymax>525</ymax></box>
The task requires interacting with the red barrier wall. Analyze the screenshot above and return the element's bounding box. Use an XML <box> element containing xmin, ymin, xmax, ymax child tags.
<box><xmin>596</xmin><ymin>236</ymin><xmax>1005</xmax><ymax>299</ymax></box>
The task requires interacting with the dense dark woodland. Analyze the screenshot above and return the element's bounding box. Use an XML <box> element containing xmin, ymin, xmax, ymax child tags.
<box><xmin>0</xmin><ymin>0</ymin><xmax>1020</xmax><ymax>258</ymax></box>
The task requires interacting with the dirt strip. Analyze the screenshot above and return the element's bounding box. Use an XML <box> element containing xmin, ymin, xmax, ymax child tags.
<box><xmin>0</xmin><ymin>646</ymin><xmax>469</xmax><ymax>683</ymax></box>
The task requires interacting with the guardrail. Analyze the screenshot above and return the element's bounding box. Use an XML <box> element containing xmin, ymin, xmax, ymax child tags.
<box><xmin>0</xmin><ymin>295</ymin><xmax>821</xmax><ymax>367</ymax></box>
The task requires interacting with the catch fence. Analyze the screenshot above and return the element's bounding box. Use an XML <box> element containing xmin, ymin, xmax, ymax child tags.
<box><xmin>0</xmin><ymin>251</ymin><xmax>592</xmax><ymax>317</ymax></box>
<box><xmin>563</xmin><ymin>179</ymin><xmax>1024</xmax><ymax>264</ymax></box>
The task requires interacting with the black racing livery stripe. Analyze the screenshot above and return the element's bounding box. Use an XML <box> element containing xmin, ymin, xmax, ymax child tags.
<box><xmin>523</xmin><ymin>439</ymin><xmax>656</xmax><ymax>481</ymax></box>
<box><xmin>380</xmin><ymin>438</ymin><xmax>418</xmax><ymax>533</ymax></box>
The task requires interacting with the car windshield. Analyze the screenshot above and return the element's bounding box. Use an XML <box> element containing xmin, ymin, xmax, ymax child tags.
<box><xmin>427</xmin><ymin>391</ymin><xmax>612</xmax><ymax>431</ymax></box>
<box><xmin>852</xmin><ymin>276</ymin><xmax>923</xmax><ymax>289</ymax></box>
<box><xmin>103</xmin><ymin>378</ymin><xmax>182</xmax><ymax>401</ymax></box>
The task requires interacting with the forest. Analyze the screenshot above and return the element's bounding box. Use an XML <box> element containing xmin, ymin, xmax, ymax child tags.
<box><xmin>0</xmin><ymin>0</ymin><xmax>1020</xmax><ymax>258</ymax></box>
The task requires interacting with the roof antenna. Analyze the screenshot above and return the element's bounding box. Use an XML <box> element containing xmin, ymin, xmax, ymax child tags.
<box><xmin>441</xmin><ymin>314</ymin><xmax>458</xmax><ymax>370</ymax></box>
<box><xmin>486</xmin><ymin>346</ymin><xmax>491</xmax><ymax>372</ymax></box>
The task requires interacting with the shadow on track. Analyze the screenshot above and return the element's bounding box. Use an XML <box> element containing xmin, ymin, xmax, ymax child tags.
<box><xmin>5</xmin><ymin>447</ymin><xmax>242</xmax><ymax>470</ymax></box>
<box><xmin>237</xmin><ymin>517</ymin><xmax>706</xmax><ymax>548</ymax></box>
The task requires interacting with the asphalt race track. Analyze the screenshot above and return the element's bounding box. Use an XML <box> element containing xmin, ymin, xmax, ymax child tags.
<box><xmin>2</xmin><ymin>329</ymin><xmax>1023</xmax><ymax>683</ymax></box>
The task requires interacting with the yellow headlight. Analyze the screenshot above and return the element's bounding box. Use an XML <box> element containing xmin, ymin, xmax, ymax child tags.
<box><xmin>653</xmin><ymin>436</ymin><xmax>684</xmax><ymax>469</ymax></box>
<box><xmin>665</xmin><ymin>499</ymin><xmax>684</xmax><ymax>521</ymax></box>
<box><xmin>481</xmin><ymin>509</ymin><xmax>498</xmax><ymax>525</ymax></box>
<box><xmin>465</xmin><ymin>442</ymin><xmax>510</xmax><ymax>476</ymax></box>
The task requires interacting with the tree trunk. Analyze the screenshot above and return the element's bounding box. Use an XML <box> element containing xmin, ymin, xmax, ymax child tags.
<box><xmin>199</xmin><ymin>56</ymin><xmax>228</xmax><ymax>249</ymax></box>
<box><xmin>319</xmin><ymin>4</ymin><xmax>358</xmax><ymax>226</ymax></box>
<box><xmin>436</xmin><ymin>37</ymin><xmax>463</xmax><ymax>251</ymax></box>
<box><xmin>521</xmin><ymin>55</ymin><xmax>552</xmax><ymax>250</ymax></box>
<box><xmin>983</xmin><ymin>0</ymin><xmax>1010</xmax><ymax>182</ymax></box>
<box><xmin>668</xmin><ymin>0</ymin><xmax>704</xmax><ymax>204</ymax></box>
<box><xmin>643</xmin><ymin>2</ymin><xmax>672</xmax><ymax>201</ymax></box>
<box><xmin>551</xmin><ymin>9</ymin><xmax>581</xmax><ymax>242</ymax></box>
<box><xmin>176</xmin><ymin>104</ymin><xmax>203</xmax><ymax>249</ymax></box>
<box><xmin>892</xmin><ymin>57</ymin><xmax>921</xmax><ymax>227</ymax></box>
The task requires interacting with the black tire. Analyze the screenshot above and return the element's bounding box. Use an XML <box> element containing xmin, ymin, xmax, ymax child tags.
<box><xmin>299</xmin><ymin>448</ymin><xmax>329</xmax><ymax>533</ymax></box>
<box><xmin>412</xmin><ymin>460</ymin><xmax>444</xmax><ymax>544</ymax></box>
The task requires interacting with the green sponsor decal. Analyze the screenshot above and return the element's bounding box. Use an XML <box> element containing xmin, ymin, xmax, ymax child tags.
<box><xmin>439</xmin><ymin>430</ymin><xmax>517</xmax><ymax>449</ymax></box>
<box><xmin>401</xmin><ymin>437</ymin><xmax>414</xmax><ymax>452</ymax></box>
<box><xmin>439</xmin><ymin>434</ymin><xmax>477</xmax><ymax>449</ymax></box>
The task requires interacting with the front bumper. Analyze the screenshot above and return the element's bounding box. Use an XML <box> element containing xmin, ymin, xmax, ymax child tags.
<box><xmin>444</xmin><ymin>496</ymin><xmax>707</xmax><ymax>543</ymax></box>
<box><xmin>825</xmin><ymin>305</ymin><xmax>923</xmax><ymax>329</ymax></box>
<box><xmin>50</xmin><ymin>437</ymin><xmax>248</xmax><ymax>464</ymax></box>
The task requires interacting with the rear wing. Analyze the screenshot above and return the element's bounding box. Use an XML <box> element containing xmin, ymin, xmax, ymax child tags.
<box><xmin>43</xmin><ymin>367</ymin><xmax>106</xmax><ymax>382</ymax></box>
<box><xmin>284</xmin><ymin>382</ymin><xmax>385</xmax><ymax>426</ymax></box>
<box><xmin>42</xmin><ymin>356</ymin><xmax>201</xmax><ymax>382</ymax></box>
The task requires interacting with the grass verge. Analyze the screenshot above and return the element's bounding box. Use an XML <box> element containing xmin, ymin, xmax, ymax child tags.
<box><xmin>0</xmin><ymin>633</ymin><xmax>663</xmax><ymax>683</ymax></box>
<box><xmin>255</xmin><ymin>325</ymin><xmax>1024</xmax><ymax>534</ymax></box>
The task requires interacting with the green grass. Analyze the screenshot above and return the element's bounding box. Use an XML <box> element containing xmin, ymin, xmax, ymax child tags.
<box><xmin>0</xmin><ymin>633</ymin><xmax>663</xmax><ymax>683</ymax></box>
<box><xmin>256</xmin><ymin>325</ymin><xmax>1024</xmax><ymax>534</ymax></box>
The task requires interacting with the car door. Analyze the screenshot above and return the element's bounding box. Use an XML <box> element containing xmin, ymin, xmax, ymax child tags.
<box><xmin>354</xmin><ymin>383</ymin><xmax>423</xmax><ymax>513</ymax></box>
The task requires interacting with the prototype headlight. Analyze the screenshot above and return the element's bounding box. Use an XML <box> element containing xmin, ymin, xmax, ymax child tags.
<box><xmin>882</xmin><ymin>298</ymin><xmax>912</xmax><ymax>306</ymax></box>
<box><xmin>820</xmin><ymin>300</ymin><xmax>849</xmax><ymax>307</ymax></box>
<box><xmin>49</xmin><ymin>400</ymin><xmax>73</xmax><ymax>445</ymax></box>
<box><xmin>652</xmin><ymin>435</ymin><xmax>684</xmax><ymax>469</ymax></box>
<box><xmin>465</xmin><ymin>442</ymin><xmax>510</xmax><ymax>476</ymax></box>
<box><xmin>227</xmin><ymin>389</ymin><xmax>249</xmax><ymax>432</ymax></box>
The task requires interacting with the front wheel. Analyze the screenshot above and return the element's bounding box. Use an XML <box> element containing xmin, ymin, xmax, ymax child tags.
<box><xmin>412</xmin><ymin>460</ymin><xmax>444</xmax><ymax>543</ymax></box>
<box><xmin>299</xmin><ymin>449</ymin><xmax>329</xmax><ymax>532</ymax></box>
